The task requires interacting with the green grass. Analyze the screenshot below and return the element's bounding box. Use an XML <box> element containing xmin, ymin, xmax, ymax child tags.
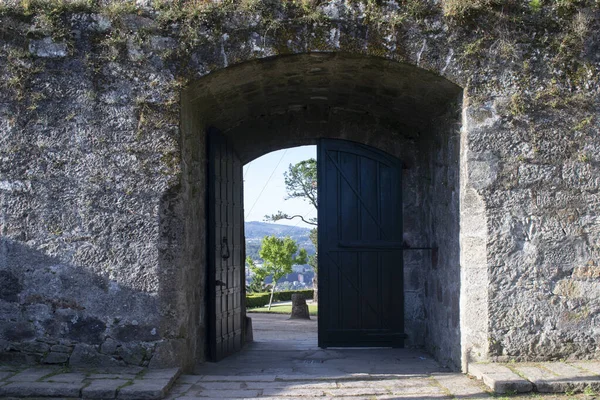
<box><xmin>248</xmin><ymin>304</ymin><xmax>318</xmax><ymax>316</ymax></box>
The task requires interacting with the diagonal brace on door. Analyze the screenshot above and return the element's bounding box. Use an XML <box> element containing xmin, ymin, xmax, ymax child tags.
<box><xmin>325</xmin><ymin>150</ymin><xmax>390</xmax><ymax>240</ymax></box>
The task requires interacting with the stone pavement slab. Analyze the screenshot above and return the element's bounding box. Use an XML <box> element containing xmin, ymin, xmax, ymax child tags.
<box><xmin>186</xmin><ymin>388</ymin><xmax>263</xmax><ymax>398</ymax></box>
<box><xmin>514</xmin><ymin>363</ymin><xmax>600</xmax><ymax>393</ymax></box>
<box><xmin>118</xmin><ymin>380</ymin><xmax>176</xmax><ymax>400</ymax></box>
<box><xmin>572</xmin><ymin>361</ymin><xmax>600</xmax><ymax>375</ymax></box>
<box><xmin>431</xmin><ymin>372</ymin><xmax>490</xmax><ymax>398</ymax></box>
<box><xmin>6</xmin><ymin>367</ymin><xmax>59</xmax><ymax>382</ymax></box>
<box><xmin>198</xmin><ymin>374</ymin><xmax>276</xmax><ymax>382</ymax></box>
<box><xmin>88</xmin><ymin>373</ymin><xmax>139</xmax><ymax>380</ymax></box>
<box><xmin>0</xmin><ymin>365</ymin><xmax>180</xmax><ymax>400</ymax></box>
<box><xmin>515</xmin><ymin>365</ymin><xmax>565</xmax><ymax>393</ymax></box>
<box><xmin>0</xmin><ymin>371</ymin><xmax>15</xmax><ymax>380</ymax></box>
<box><xmin>163</xmin><ymin>372</ymin><xmax>489</xmax><ymax>398</ymax></box>
<box><xmin>83</xmin><ymin>379</ymin><xmax>130</xmax><ymax>399</ymax></box>
<box><xmin>43</xmin><ymin>372</ymin><xmax>87</xmax><ymax>383</ymax></box>
<box><xmin>468</xmin><ymin>363</ymin><xmax>533</xmax><ymax>393</ymax></box>
<box><xmin>176</xmin><ymin>375</ymin><xmax>203</xmax><ymax>384</ymax></box>
<box><xmin>0</xmin><ymin>381</ymin><xmax>83</xmax><ymax>397</ymax></box>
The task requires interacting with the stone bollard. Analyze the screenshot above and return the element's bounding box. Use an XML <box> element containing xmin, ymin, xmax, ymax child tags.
<box><xmin>290</xmin><ymin>294</ymin><xmax>310</xmax><ymax>320</ymax></box>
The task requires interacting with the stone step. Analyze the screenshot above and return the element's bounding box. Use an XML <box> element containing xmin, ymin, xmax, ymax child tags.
<box><xmin>468</xmin><ymin>363</ymin><xmax>533</xmax><ymax>394</ymax></box>
<box><xmin>515</xmin><ymin>363</ymin><xmax>600</xmax><ymax>393</ymax></box>
<box><xmin>469</xmin><ymin>362</ymin><xmax>600</xmax><ymax>394</ymax></box>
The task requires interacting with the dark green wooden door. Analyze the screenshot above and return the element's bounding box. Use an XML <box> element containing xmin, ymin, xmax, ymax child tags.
<box><xmin>207</xmin><ymin>127</ymin><xmax>246</xmax><ymax>361</ymax></box>
<box><xmin>318</xmin><ymin>139</ymin><xmax>405</xmax><ymax>348</ymax></box>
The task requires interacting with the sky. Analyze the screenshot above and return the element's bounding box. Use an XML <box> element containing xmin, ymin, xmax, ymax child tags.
<box><xmin>243</xmin><ymin>145</ymin><xmax>317</xmax><ymax>229</ymax></box>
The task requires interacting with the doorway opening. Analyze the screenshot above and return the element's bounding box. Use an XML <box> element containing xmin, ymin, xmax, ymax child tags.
<box><xmin>181</xmin><ymin>52</ymin><xmax>464</xmax><ymax>369</ymax></box>
<box><xmin>243</xmin><ymin>140</ymin><xmax>408</xmax><ymax>354</ymax></box>
<box><xmin>243</xmin><ymin>146</ymin><xmax>319</xmax><ymax>343</ymax></box>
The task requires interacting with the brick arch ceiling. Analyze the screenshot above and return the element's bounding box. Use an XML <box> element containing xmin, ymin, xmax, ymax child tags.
<box><xmin>185</xmin><ymin>52</ymin><xmax>462</xmax><ymax>163</ymax></box>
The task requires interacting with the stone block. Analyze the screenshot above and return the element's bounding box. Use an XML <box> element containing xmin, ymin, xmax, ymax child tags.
<box><xmin>0</xmin><ymin>350</ymin><xmax>40</xmax><ymax>365</ymax></box>
<box><xmin>100</xmin><ymin>338</ymin><xmax>119</xmax><ymax>355</ymax></box>
<box><xmin>148</xmin><ymin>340</ymin><xmax>186</xmax><ymax>369</ymax></box>
<box><xmin>82</xmin><ymin>378</ymin><xmax>129</xmax><ymax>399</ymax></box>
<box><xmin>29</xmin><ymin>37</ymin><xmax>68</xmax><ymax>58</ymax></box>
<box><xmin>150</xmin><ymin>36</ymin><xmax>177</xmax><ymax>52</ymax></box>
<box><xmin>50</xmin><ymin>344</ymin><xmax>72</xmax><ymax>353</ymax></box>
<box><xmin>117</xmin><ymin>381</ymin><xmax>170</xmax><ymax>399</ymax></box>
<box><xmin>16</xmin><ymin>341</ymin><xmax>50</xmax><ymax>354</ymax></box>
<box><xmin>43</xmin><ymin>351</ymin><xmax>70</xmax><ymax>364</ymax></box>
<box><xmin>69</xmin><ymin>344</ymin><xmax>124</xmax><ymax>368</ymax></box>
<box><xmin>0</xmin><ymin>381</ymin><xmax>83</xmax><ymax>397</ymax></box>
<box><xmin>118</xmin><ymin>343</ymin><xmax>147</xmax><ymax>365</ymax></box>
<box><xmin>44</xmin><ymin>372</ymin><xmax>87</xmax><ymax>383</ymax></box>
<box><xmin>468</xmin><ymin>363</ymin><xmax>532</xmax><ymax>394</ymax></box>
<box><xmin>0</xmin><ymin>271</ymin><xmax>21</xmax><ymax>302</ymax></box>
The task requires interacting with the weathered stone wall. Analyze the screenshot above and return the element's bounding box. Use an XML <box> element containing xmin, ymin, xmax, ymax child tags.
<box><xmin>0</xmin><ymin>0</ymin><xmax>599</xmax><ymax>371</ymax></box>
<box><xmin>423</xmin><ymin>104</ymin><xmax>462</xmax><ymax>369</ymax></box>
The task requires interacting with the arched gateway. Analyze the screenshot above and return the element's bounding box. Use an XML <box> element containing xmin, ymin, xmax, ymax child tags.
<box><xmin>182</xmin><ymin>53</ymin><xmax>468</xmax><ymax>367</ymax></box>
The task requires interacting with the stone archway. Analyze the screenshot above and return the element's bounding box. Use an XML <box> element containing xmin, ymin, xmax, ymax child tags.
<box><xmin>180</xmin><ymin>52</ymin><xmax>484</xmax><ymax>371</ymax></box>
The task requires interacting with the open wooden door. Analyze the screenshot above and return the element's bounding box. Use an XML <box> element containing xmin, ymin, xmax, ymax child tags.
<box><xmin>318</xmin><ymin>139</ymin><xmax>405</xmax><ymax>348</ymax></box>
<box><xmin>207</xmin><ymin>127</ymin><xmax>246</xmax><ymax>361</ymax></box>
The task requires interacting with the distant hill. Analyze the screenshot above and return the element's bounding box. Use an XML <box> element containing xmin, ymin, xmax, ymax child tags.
<box><xmin>245</xmin><ymin>221</ymin><xmax>316</xmax><ymax>261</ymax></box>
<box><xmin>245</xmin><ymin>221</ymin><xmax>312</xmax><ymax>238</ymax></box>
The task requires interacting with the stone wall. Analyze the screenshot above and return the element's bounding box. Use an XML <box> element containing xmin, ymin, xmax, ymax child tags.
<box><xmin>0</xmin><ymin>0</ymin><xmax>599</xmax><ymax>371</ymax></box>
<box><xmin>423</xmin><ymin>103</ymin><xmax>462</xmax><ymax>369</ymax></box>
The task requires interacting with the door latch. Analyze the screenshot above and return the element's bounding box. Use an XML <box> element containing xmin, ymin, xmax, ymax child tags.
<box><xmin>221</xmin><ymin>236</ymin><xmax>230</xmax><ymax>259</ymax></box>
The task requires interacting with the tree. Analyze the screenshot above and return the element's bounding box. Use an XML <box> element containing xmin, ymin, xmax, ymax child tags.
<box><xmin>249</xmin><ymin>235</ymin><xmax>308</xmax><ymax>310</ymax></box>
<box><xmin>265</xmin><ymin>158</ymin><xmax>319</xmax><ymax>302</ymax></box>
<box><xmin>265</xmin><ymin>158</ymin><xmax>317</xmax><ymax>226</ymax></box>
<box><xmin>246</xmin><ymin>256</ymin><xmax>269</xmax><ymax>293</ymax></box>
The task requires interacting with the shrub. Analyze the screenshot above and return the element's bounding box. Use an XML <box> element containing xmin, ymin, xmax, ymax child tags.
<box><xmin>245</xmin><ymin>289</ymin><xmax>314</xmax><ymax>308</ymax></box>
<box><xmin>246</xmin><ymin>293</ymin><xmax>271</xmax><ymax>308</ymax></box>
